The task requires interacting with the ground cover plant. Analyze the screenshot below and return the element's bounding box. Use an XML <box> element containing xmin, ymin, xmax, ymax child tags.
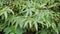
<box><xmin>0</xmin><ymin>0</ymin><xmax>60</xmax><ymax>34</ymax></box>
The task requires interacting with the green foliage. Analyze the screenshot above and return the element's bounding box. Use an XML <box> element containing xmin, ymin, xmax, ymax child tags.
<box><xmin>0</xmin><ymin>0</ymin><xmax>60</xmax><ymax>34</ymax></box>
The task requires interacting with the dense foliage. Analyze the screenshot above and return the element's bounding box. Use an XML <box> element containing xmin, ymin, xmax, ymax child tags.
<box><xmin>0</xmin><ymin>0</ymin><xmax>60</xmax><ymax>34</ymax></box>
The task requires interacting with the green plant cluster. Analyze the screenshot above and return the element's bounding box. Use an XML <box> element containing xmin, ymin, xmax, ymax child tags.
<box><xmin>0</xmin><ymin>0</ymin><xmax>60</xmax><ymax>34</ymax></box>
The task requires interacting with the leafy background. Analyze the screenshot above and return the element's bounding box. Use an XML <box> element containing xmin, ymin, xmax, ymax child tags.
<box><xmin>0</xmin><ymin>0</ymin><xmax>60</xmax><ymax>34</ymax></box>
